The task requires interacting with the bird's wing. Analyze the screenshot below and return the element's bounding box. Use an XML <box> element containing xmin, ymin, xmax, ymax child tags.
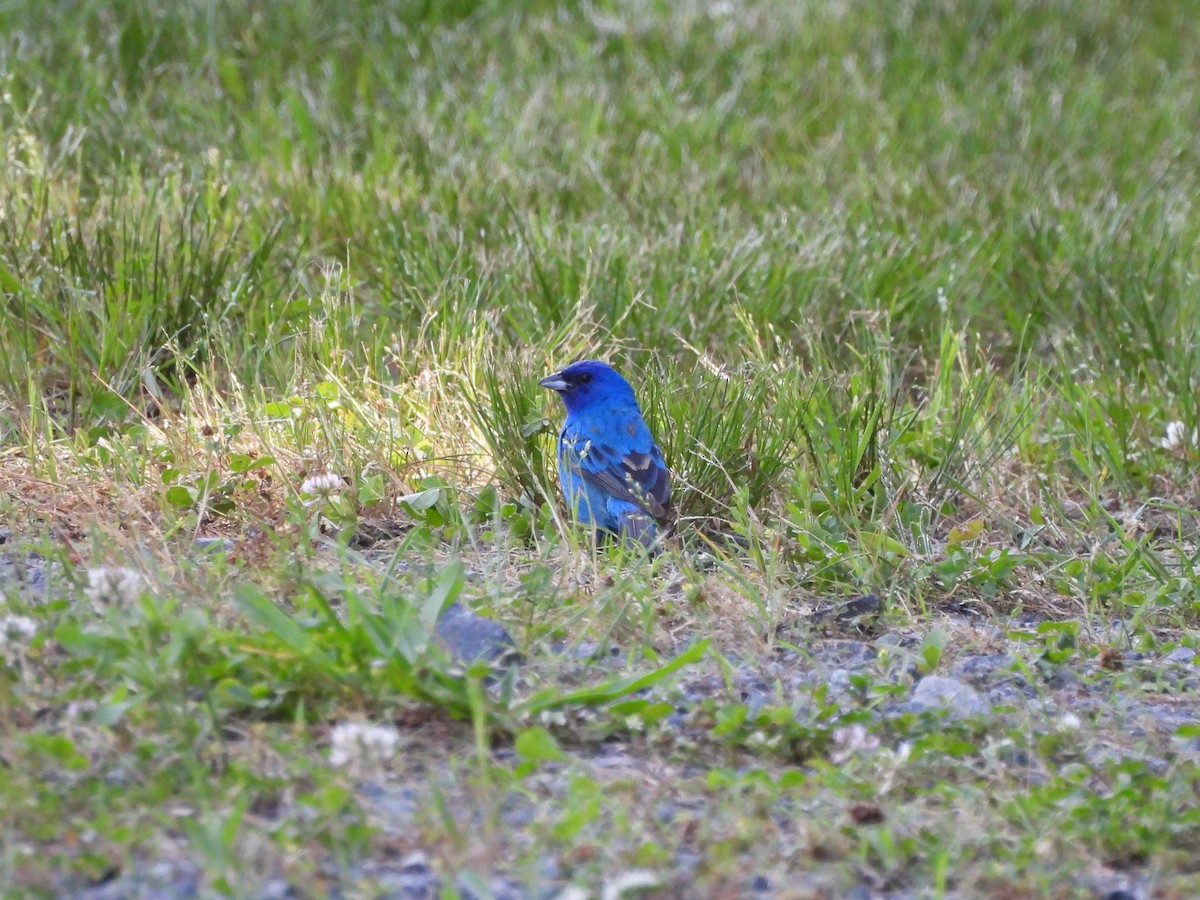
<box><xmin>561</xmin><ymin>423</ymin><xmax>671</xmax><ymax>520</ymax></box>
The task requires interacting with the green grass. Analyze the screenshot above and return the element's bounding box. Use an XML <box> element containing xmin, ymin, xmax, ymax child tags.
<box><xmin>3</xmin><ymin>0</ymin><xmax>1200</xmax><ymax>895</ymax></box>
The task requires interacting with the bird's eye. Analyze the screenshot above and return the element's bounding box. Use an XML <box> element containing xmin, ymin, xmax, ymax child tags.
<box><xmin>577</xmin><ymin>373</ymin><xmax>593</xmax><ymax>384</ymax></box>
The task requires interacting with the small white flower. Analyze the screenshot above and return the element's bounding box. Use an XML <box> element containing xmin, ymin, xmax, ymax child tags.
<box><xmin>84</xmin><ymin>567</ymin><xmax>144</xmax><ymax>607</ymax></box>
<box><xmin>300</xmin><ymin>473</ymin><xmax>344</xmax><ymax>503</ymax></box>
<box><xmin>0</xmin><ymin>614</ymin><xmax>37</xmax><ymax>662</ymax></box>
<box><xmin>1058</xmin><ymin>711</ymin><xmax>1082</xmax><ymax>731</ymax></box>
<box><xmin>66</xmin><ymin>699</ymin><xmax>98</xmax><ymax>720</ymax></box>
<box><xmin>538</xmin><ymin>709</ymin><xmax>568</xmax><ymax>728</ymax></box>
<box><xmin>830</xmin><ymin>723</ymin><xmax>881</xmax><ymax>765</ymax></box>
<box><xmin>1159</xmin><ymin>421</ymin><xmax>1197</xmax><ymax>454</ymax></box>
<box><xmin>602</xmin><ymin>870</ymin><xmax>662</xmax><ymax>900</ymax></box>
<box><xmin>328</xmin><ymin>721</ymin><xmax>401</xmax><ymax>768</ymax></box>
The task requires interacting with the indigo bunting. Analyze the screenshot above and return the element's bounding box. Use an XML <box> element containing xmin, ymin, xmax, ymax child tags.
<box><xmin>539</xmin><ymin>360</ymin><xmax>671</xmax><ymax>546</ymax></box>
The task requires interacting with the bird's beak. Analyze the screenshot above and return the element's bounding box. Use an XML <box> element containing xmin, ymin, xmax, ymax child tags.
<box><xmin>538</xmin><ymin>372</ymin><xmax>568</xmax><ymax>391</ymax></box>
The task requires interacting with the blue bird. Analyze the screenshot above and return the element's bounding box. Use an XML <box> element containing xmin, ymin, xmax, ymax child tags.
<box><xmin>539</xmin><ymin>360</ymin><xmax>671</xmax><ymax>547</ymax></box>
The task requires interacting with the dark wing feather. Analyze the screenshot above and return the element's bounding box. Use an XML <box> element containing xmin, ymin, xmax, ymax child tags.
<box><xmin>576</xmin><ymin>443</ymin><xmax>671</xmax><ymax>520</ymax></box>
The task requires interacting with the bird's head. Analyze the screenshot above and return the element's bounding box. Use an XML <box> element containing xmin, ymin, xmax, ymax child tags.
<box><xmin>538</xmin><ymin>360</ymin><xmax>638</xmax><ymax>415</ymax></box>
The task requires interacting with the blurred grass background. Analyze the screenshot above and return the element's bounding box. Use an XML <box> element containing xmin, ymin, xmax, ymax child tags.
<box><xmin>2</xmin><ymin>0</ymin><xmax>1197</xmax><ymax>422</ymax></box>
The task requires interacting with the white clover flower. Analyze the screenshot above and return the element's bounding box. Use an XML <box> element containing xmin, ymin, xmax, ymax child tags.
<box><xmin>84</xmin><ymin>567</ymin><xmax>144</xmax><ymax>607</ymax></box>
<box><xmin>300</xmin><ymin>473</ymin><xmax>344</xmax><ymax>504</ymax></box>
<box><xmin>328</xmin><ymin>721</ymin><xmax>401</xmax><ymax>768</ymax></box>
<box><xmin>538</xmin><ymin>709</ymin><xmax>568</xmax><ymax>728</ymax></box>
<box><xmin>0</xmin><ymin>614</ymin><xmax>37</xmax><ymax>663</ymax></box>
<box><xmin>830</xmin><ymin>723</ymin><xmax>882</xmax><ymax>765</ymax></box>
<box><xmin>66</xmin><ymin>699</ymin><xmax>98</xmax><ymax>721</ymax></box>
<box><xmin>602</xmin><ymin>871</ymin><xmax>662</xmax><ymax>900</ymax></box>
<box><xmin>1058</xmin><ymin>711</ymin><xmax>1082</xmax><ymax>731</ymax></box>
<box><xmin>1159</xmin><ymin>421</ymin><xmax>1197</xmax><ymax>454</ymax></box>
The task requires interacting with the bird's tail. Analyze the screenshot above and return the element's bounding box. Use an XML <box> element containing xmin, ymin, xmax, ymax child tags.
<box><xmin>617</xmin><ymin>509</ymin><xmax>659</xmax><ymax>549</ymax></box>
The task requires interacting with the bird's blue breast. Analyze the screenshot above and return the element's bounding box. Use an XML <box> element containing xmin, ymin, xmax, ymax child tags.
<box><xmin>558</xmin><ymin>456</ymin><xmax>620</xmax><ymax>530</ymax></box>
<box><xmin>553</xmin><ymin>392</ymin><xmax>666</xmax><ymax>547</ymax></box>
<box><xmin>557</xmin><ymin>414</ymin><xmax>651</xmax><ymax>532</ymax></box>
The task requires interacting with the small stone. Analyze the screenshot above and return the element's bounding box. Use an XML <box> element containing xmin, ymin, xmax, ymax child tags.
<box><xmin>911</xmin><ymin>675</ymin><xmax>989</xmax><ymax>718</ymax></box>
<box><xmin>484</xmin><ymin>877</ymin><xmax>528</xmax><ymax>900</ymax></box>
<box><xmin>876</xmin><ymin>632</ymin><xmax>919</xmax><ymax>649</ymax></box>
<box><xmin>826</xmin><ymin>669</ymin><xmax>853</xmax><ymax>694</ymax></box>
<box><xmin>356</xmin><ymin>781</ymin><xmax>419</xmax><ymax>828</ymax></box>
<box><xmin>811</xmin><ymin>639</ymin><xmax>877</xmax><ymax>670</ymax></box>
<box><xmin>986</xmin><ymin>680</ymin><xmax>1036</xmax><ymax>706</ymax></box>
<box><xmin>1045</xmin><ymin>668</ymin><xmax>1078</xmax><ymax>691</ymax></box>
<box><xmin>146</xmin><ymin>862</ymin><xmax>176</xmax><ymax>884</ymax></box>
<box><xmin>539</xmin><ymin>857</ymin><xmax>563</xmax><ymax>883</ymax></box>
<box><xmin>1164</xmin><ymin>647</ymin><xmax>1196</xmax><ymax>665</ymax></box>
<box><xmin>259</xmin><ymin>880</ymin><xmax>298</xmax><ymax>900</ymax></box>
<box><xmin>399</xmin><ymin>851</ymin><xmax>430</xmax><ymax>875</ymax></box>
<box><xmin>436</xmin><ymin>602</ymin><xmax>518</xmax><ymax>665</ymax></box>
<box><xmin>951</xmin><ymin>654</ymin><xmax>1015</xmax><ymax>682</ymax></box>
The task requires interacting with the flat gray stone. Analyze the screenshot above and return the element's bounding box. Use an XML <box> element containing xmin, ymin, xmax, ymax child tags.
<box><xmin>436</xmin><ymin>602</ymin><xmax>517</xmax><ymax>665</ymax></box>
<box><xmin>911</xmin><ymin>675</ymin><xmax>989</xmax><ymax>718</ymax></box>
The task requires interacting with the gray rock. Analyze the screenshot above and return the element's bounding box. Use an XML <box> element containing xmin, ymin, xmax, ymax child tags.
<box><xmin>436</xmin><ymin>602</ymin><xmax>518</xmax><ymax>666</ymax></box>
<box><xmin>911</xmin><ymin>675</ymin><xmax>989</xmax><ymax>718</ymax></box>
<box><xmin>260</xmin><ymin>880</ymin><xmax>300</xmax><ymax>900</ymax></box>
<box><xmin>951</xmin><ymin>654</ymin><xmax>1016</xmax><ymax>683</ymax></box>
<box><xmin>0</xmin><ymin>550</ymin><xmax>49</xmax><ymax>599</ymax></box>
<box><xmin>985</xmin><ymin>679</ymin><xmax>1037</xmax><ymax>706</ymax></box>
<box><xmin>875</xmin><ymin>632</ymin><xmax>919</xmax><ymax>650</ymax></box>
<box><xmin>356</xmin><ymin>781</ymin><xmax>419</xmax><ymax>830</ymax></box>
<box><xmin>457</xmin><ymin>876</ymin><xmax>527</xmax><ymax>900</ymax></box>
<box><xmin>1163</xmin><ymin>646</ymin><xmax>1196</xmax><ymax>665</ymax></box>
<box><xmin>499</xmin><ymin>793</ymin><xmax>537</xmax><ymax>828</ymax></box>
<box><xmin>343</xmin><ymin>853</ymin><xmax>443</xmax><ymax>898</ymax></box>
<box><xmin>1045</xmin><ymin>667</ymin><xmax>1078</xmax><ymax>691</ymax></box>
<box><xmin>811</xmin><ymin>639</ymin><xmax>877</xmax><ymax>670</ymax></box>
<box><xmin>826</xmin><ymin>668</ymin><xmax>854</xmax><ymax>695</ymax></box>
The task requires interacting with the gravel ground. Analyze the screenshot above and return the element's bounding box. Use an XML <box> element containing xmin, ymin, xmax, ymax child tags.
<box><xmin>2</xmin><ymin>538</ymin><xmax>1189</xmax><ymax>899</ymax></box>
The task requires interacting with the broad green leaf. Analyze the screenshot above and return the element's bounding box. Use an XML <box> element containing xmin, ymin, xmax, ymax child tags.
<box><xmin>400</xmin><ymin>488</ymin><xmax>442</xmax><ymax>515</ymax></box>
<box><xmin>514</xmin><ymin>727</ymin><xmax>570</xmax><ymax>762</ymax></box>
<box><xmin>234</xmin><ymin>585</ymin><xmax>335</xmax><ymax>668</ymax></box>
<box><xmin>0</xmin><ymin>261</ymin><xmax>22</xmax><ymax>294</ymax></box>
<box><xmin>165</xmin><ymin>485</ymin><xmax>195</xmax><ymax>508</ymax></box>
<box><xmin>947</xmin><ymin>519</ymin><xmax>985</xmax><ymax>546</ymax></box>
<box><xmin>858</xmin><ymin>530</ymin><xmax>910</xmax><ymax>558</ymax></box>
